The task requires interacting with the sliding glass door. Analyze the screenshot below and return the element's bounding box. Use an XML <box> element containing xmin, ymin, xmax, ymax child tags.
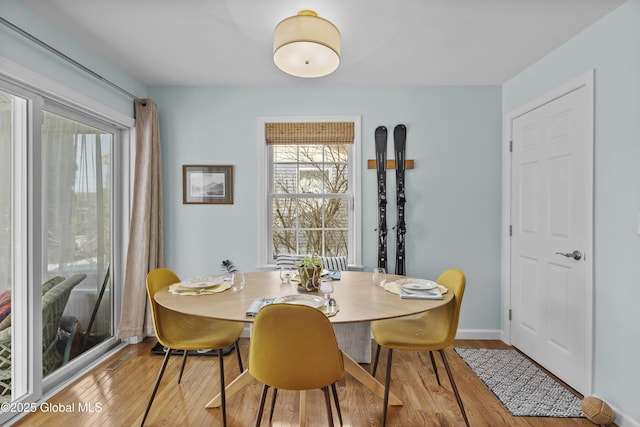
<box><xmin>41</xmin><ymin>107</ymin><xmax>115</xmax><ymax>377</ymax></box>
<box><xmin>0</xmin><ymin>80</ymin><xmax>126</xmax><ymax>424</ymax></box>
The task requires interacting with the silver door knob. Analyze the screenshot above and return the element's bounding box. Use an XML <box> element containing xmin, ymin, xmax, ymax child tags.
<box><xmin>555</xmin><ymin>250</ymin><xmax>582</xmax><ymax>260</ymax></box>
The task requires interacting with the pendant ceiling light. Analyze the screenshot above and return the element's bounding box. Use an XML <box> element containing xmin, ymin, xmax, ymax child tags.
<box><xmin>273</xmin><ymin>10</ymin><xmax>341</xmax><ymax>78</ymax></box>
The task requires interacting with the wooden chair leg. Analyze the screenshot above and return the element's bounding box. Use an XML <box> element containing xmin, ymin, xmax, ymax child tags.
<box><xmin>255</xmin><ymin>384</ymin><xmax>270</xmax><ymax>427</ymax></box>
<box><xmin>382</xmin><ymin>348</ymin><xmax>393</xmax><ymax>427</ymax></box>
<box><xmin>234</xmin><ymin>339</ymin><xmax>243</xmax><ymax>372</ymax></box>
<box><xmin>429</xmin><ymin>350</ymin><xmax>441</xmax><ymax>386</ymax></box>
<box><xmin>331</xmin><ymin>383</ymin><xmax>343</xmax><ymax>425</ymax></box>
<box><xmin>268</xmin><ymin>388</ymin><xmax>278</xmax><ymax>422</ymax></box>
<box><xmin>439</xmin><ymin>349</ymin><xmax>470</xmax><ymax>427</ymax></box>
<box><xmin>178</xmin><ymin>351</ymin><xmax>188</xmax><ymax>384</ymax></box>
<box><xmin>141</xmin><ymin>348</ymin><xmax>173</xmax><ymax>426</ymax></box>
<box><xmin>322</xmin><ymin>386</ymin><xmax>335</xmax><ymax>427</ymax></box>
<box><xmin>372</xmin><ymin>344</ymin><xmax>382</xmax><ymax>376</ymax></box>
<box><xmin>218</xmin><ymin>350</ymin><xmax>227</xmax><ymax>427</ymax></box>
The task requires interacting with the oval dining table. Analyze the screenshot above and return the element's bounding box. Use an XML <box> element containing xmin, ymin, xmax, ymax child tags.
<box><xmin>154</xmin><ymin>270</ymin><xmax>453</xmax><ymax>425</ymax></box>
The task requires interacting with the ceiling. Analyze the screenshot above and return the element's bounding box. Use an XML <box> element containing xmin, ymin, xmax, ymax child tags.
<box><xmin>19</xmin><ymin>0</ymin><xmax>625</xmax><ymax>86</ymax></box>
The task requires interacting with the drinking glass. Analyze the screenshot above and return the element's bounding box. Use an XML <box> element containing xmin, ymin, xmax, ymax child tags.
<box><xmin>279</xmin><ymin>267</ymin><xmax>293</xmax><ymax>284</ymax></box>
<box><xmin>319</xmin><ymin>278</ymin><xmax>334</xmax><ymax>306</ymax></box>
<box><xmin>230</xmin><ymin>271</ymin><xmax>245</xmax><ymax>292</ymax></box>
<box><xmin>372</xmin><ymin>267</ymin><xmax>387</xmax><ymax>287</ymax></box>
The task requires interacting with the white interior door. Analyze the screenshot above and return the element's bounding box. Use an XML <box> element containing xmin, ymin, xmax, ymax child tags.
<box><xmin>509</xmin><ymin>79</ymin><xmax>593</xmax><ymax>394</ymax></box>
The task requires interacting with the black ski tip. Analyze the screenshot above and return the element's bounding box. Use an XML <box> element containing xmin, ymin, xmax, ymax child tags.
<box><xmin>394</xmin><ymin>124</ymin><xmax>406</xmax><ymax>136</ymax></box>
<box><xmin>375</xmin><ymin>125</ymin><xmax>387</xmax><ymax>135</ymax></box>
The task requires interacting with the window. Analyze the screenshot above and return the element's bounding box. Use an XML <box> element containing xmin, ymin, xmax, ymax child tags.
<box><xmin>259</xmin><ymin>118</ymin><xmax>362</xmax><ymax>267</ymax></box>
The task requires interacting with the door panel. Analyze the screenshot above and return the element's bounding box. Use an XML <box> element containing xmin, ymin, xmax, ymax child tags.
<box><xmin>510</xmin><ymin>85</ymin><xmax>592</xmax><ymax>394</ymax></box>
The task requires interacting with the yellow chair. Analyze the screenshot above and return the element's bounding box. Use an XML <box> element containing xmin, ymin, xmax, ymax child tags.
<box><xmin>249</xmin><ymin>303</ymin><xmax>344</xmax><ymax>426</ymax></box>
<box><xmin>142</xmin><ymin>268</ymin><xmax>244</xmax><ymax>427</ymax></box>
<box><xmin>371</xmin><ymin>268</ymin><xmax>469</xmax><ymax>427</ymax></box>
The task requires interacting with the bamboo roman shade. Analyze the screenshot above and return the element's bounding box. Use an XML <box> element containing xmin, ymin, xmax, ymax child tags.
<box><xmin>265</xmin><ymin>122</ymin><xmax>354</xmax><ymax>145</ymax></box>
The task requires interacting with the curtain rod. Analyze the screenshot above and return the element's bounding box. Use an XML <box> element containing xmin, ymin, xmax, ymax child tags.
<box><xmin>0</xmin><ymin>16</ymin><xmax>146</xmax><ymax>106</ymax></box>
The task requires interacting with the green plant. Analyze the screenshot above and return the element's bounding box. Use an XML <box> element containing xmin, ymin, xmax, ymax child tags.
<box><xmin>295</xmin><ymin>254</ymin><xmax>324</xmax><ymax>291</ymax></box>
<box><xmin>221</xmin><ymin>259</ymin><xmax>237</xmax><ymax>274</ymax></box>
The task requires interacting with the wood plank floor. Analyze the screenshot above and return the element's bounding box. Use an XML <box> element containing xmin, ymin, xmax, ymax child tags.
<box><xmin>14</xmin><ymin>338</ymin><xmax>606</xmax><ymax>427</ymax></box>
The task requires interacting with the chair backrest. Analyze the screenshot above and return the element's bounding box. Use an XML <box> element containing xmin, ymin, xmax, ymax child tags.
<box><xmin>275</xmin><ymin>253</ymin><xmax>304</xmax><ymax>270</ymax></box>
<box><xmin>249</xmin><ymin>303</ymin><xmax>344</xmax><ymax>390</ymax></box>
<box><xmin>276</xmin><ymin>253</ymin><xmax>348</xmax><ymax>272</ymax></box>
<box><xmin>321</xmin><ymin>256</ymin><xmax>348</xmax><ymax>271</ymax></box>
<box><xmin>146</xmin><ymin>268</ymin><xmax>183</xmax><ymax>347</ymax></box>
<box><xmin>42</xmin><ymin>276</ymin><xmax>66</xmax><ymax>295</ymax></box>
<box><xmin>422</xmin><ymin>268</ymin><xmax>466</xmax><ymax>347</ymax></box>
<box><xmin>42</xmin><ymin>273</ymin><xmax>86</xmax><ymax>352</ymax></box>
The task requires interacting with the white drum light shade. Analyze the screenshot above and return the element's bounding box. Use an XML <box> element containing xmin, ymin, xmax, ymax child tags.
<box><xmin>273</xmin><ymin>10</ymin><xmax>341</xmax><ymax>78</ymax></box>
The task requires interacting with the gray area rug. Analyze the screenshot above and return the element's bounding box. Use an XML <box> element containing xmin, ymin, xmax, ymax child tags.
<box><xmin>454</xmin><ymin>348</ymin><xmax>584</xmax><ymax>418</ymax></box>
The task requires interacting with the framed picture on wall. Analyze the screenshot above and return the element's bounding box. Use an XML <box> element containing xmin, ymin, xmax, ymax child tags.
<box><xmin>182</xmin><ymin>165</ymin><xmax>234</xmax><ymax>204</ymax></box>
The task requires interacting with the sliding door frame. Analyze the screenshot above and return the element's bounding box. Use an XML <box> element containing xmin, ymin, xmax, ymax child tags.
<box><xmin>0</xmin><ymin>58</ymin><xmax>134</xmax><ymax>424</ymax></box>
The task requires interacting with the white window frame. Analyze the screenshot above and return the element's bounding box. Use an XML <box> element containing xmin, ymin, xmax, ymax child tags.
<box><xmin>257</xmin><ymin>116</ymin><xmax>362</xmax><ymax>270</ymax></box>
<box><xmin>0</xmin><ymin>81</ymin><xmax>36</xmax><ymax>408</ymax></box>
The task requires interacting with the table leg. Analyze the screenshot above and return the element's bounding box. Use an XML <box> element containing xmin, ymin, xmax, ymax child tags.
<box><xmin>342</xmin><ymin>351</ymin><xmax>403</xmax><ymax>406</ymax></box>
<box><xmin>205</xmin><ymin>353</ymin><xmax>402</xmax><ymax>411</ymax></box>
<box><xmin>206</xmin><ymin>373</ymin><xmax>309</xmax><ymax>427</ymax></box>
<box><xmin>205</xmin><ymin>369</ymin><xmax>255</xmax><ymax>408</ymax></box>
<box><xmin>299</xmin><ymin>390</ymin><xmax>307</xmax><ymax>426</ymax></box>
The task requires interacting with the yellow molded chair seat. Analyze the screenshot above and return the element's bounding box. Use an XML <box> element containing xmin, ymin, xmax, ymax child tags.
<box><xmin>371</xmin><ymin>268</ymin><xmax>469</xmax><ymax>427</ymax></box>
<box><xmin>275</xmin><ymin>253</ymin><xmax>370</xmax><ymax>363</ymax></box>
<box><xmin>249</xmin><ymin>303</ymin><xmax>344</xmax><ymax>426</ymax></box>
<box><xmin>142</xmin><ymin>268</ymin><xmax>244</xmax><ymax>427</ymax></box>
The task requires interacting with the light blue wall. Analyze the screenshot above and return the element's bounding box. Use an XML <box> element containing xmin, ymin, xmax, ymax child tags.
<box><xmin>149</xmin><ymin>85</ymin><xmax>503</xmax><ymax>330</ymax></box>
<box><xmin>503</xmin><ymin>0</ymin><xmax>640</xmax><ymax>423</ymax></box>
<box><xmin>0</xmin><ymin>0</ymin><xmax>146</xmax><ymax>116</ymax></box>
<box><xmin>9</xmin><ymin>0</ymin><xmax>638</xmax><ymax>421</ymax></box>
<box><xmin>0</xmin><ymin>0</ymin><xmax>503</xmax><ymax>350</ymax></box>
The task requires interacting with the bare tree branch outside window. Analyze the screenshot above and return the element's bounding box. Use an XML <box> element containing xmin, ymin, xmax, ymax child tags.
<box><xmin>271</xmin><ymin>144</ymin><xmax>350</xmax><ymax>259</ymax></box>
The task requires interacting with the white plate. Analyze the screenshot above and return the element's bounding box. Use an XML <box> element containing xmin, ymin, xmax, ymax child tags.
<box><xmin>396</xmin><ymin>278</ymin><xmax>438</xmax><ymax>291</ymax></box>
<box><xmin>274</xmin><ymin>294</ymin><xmax>325</xmax><ymax>308</ymax></box>
<box><xmin>179</xmin><ymin>275</ymin><xmax>227</xmax><ymax>288</ymax></box>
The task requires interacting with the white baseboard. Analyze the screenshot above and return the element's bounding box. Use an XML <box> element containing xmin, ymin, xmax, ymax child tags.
<box><xmin>601</xmin><ymin>396</ymin><xmax>640</xmax><ymax>427</ymax></box>
<box><xmin>616</xmin><ymin>413</ymin><xmax>640</xmax><ymax>427</ymax></box>
<box><xmin>124</xmin><ymin>335</ymin><xmax>144</xmax><ymax>344</ymax></box>
<box><xmin>455</xmin><ymin>329</ymin><xmax>503</xmax><ymax>340</ymax></box>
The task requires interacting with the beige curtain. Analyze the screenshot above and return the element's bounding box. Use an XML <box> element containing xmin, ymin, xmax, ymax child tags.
<box><xmin>117</xmin><ymin>99</ymin><xmax>164</xmax><ymax>338</ymax></box>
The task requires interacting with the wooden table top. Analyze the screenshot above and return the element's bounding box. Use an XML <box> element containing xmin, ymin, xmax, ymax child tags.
<box><xmin>154</xmin><ymin>270</ymin><xmax>453</xmax><ymax>324</ymax></box>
